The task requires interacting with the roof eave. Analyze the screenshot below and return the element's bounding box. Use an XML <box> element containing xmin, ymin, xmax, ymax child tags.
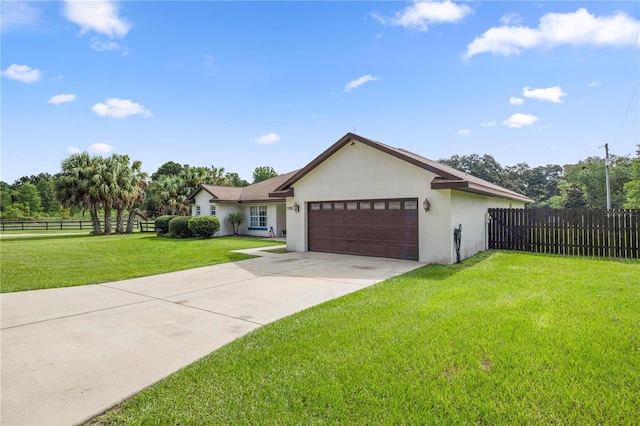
<box><xmin>431</xmin><ymin>179</ymin><xmax>534</xmax><ymax>203</ymax></box>
<box><xmin>269</xmin><ymin>188</ymin><xmax>294</xmax><ymax>198</ymax></box>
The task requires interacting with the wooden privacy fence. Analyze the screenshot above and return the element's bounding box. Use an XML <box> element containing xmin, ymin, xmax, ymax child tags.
<box><xmin>488</xmin><ymin>208</ymin><xmax>640</xmax><ymax>259</ymax></box>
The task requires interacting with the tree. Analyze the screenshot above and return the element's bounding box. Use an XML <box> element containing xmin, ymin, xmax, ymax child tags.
<box><xmin>14</xmin><ymin>183</ymin><xmax>42</xmax><ymax>216</ymax></box>
<box><xmin>148</xmin><ymin>174</ymin><xmax>191</xmax><ymax>215</ymax></box>
<box><xmin>56</xmin><ymin>152</ymin><xmax>103</xmax><ymax>235</ymax></box>
<box><xmin>225</xmin><ymin>172</ymin><xmax>250</xmax><ymax>187</ymax></box>
<box><xmin>623</xmin><ymin>145</ymin><xmax>640</xmax><ymax>208</ymax></box>
<box><xmin>563</xmin><ymin>183</ymin><xmax>588</xmax><ymax>208</ymax></box>
<box><xmin>563</xmin><ymin>155</ymin><xmax>632</xmax><ymax>209</ymax></box>
<box><xmin>151</xmin><ymin>161</ymin><xmax>185</xmax><ymax>181</ymax></box>
<box><xmin>0</xmin><ymin>181</ymin><xmax>14</xmax><ymax>213</ymax></box>
<box><xmin>252</xmin><ymin>166</ymin><xmax>278</xmax><ymax>184</ymax></box>
<box><xmin>125</xmin><ymin>160</ymin><xmax>149</xmax><ymax>234</ymax></box>
<box><xmin>226</xmin><ymin>210</ymin><xmax>245</xmax><ymax>235</ymax></box>
<box><xmin>36</xmin><ymin>177</ymin><xmax>60</xmax><ymax>214</ymax></box>
<box><xmin>438</xmin><ymin>154</ymin><xmax>505</xmax><ymax>187</ymax></box>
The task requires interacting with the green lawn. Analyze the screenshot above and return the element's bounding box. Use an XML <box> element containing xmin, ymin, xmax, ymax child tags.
<box><xmin>0</xmin><ymin>234</ymin><xmax>282</xmax><ymax>293</ymax></box>
<box><xmin>92</xmin><ymin>251</ymin><xmax>640</xmax><ymax>425</ymax></box>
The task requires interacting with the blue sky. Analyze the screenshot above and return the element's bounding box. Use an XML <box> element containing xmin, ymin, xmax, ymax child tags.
<box><xmin>2</xmin><ymin>1</ymin><xmax>639</xmax><ymax>184</ymax></box>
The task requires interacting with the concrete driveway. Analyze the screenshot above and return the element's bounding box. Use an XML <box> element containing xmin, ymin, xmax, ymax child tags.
<box><xmin>1</xmin><ymin>248</ymin><xmax>421</xmax><ymax>425</ymax></box>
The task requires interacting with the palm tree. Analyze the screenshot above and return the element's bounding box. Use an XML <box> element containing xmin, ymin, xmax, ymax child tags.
<box><xmin>125</xmin><ymin>160</ymin><xmax>149</xmax><ymax>234</ymax></box>
<box><xmin>110</xmin><ymin>154</ymin><xmax>135</xmax><ymax>234</ymax></box>
<box><xmin>91</xmin><ymin>156</ymin><xmax>118</xmax><ymax>235</ymax></box>
<box><xmin>56</xmin><ymin>152</ymin><xmax>102</xmax><ymax>235</ymax></box>
<box><xmin>150</xmin><ymin>174</ymin><xmax>191</xmax><ymax>215</ymax></box>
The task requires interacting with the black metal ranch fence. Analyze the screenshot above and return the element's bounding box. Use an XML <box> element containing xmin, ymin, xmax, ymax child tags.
<box><xmin>488</xmin><ymin>208</ymin><xmax>639</xmax><ymax>259</ymax></box>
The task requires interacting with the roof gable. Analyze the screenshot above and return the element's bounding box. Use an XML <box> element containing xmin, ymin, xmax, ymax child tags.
<box><xmin>272</xmin><ymin>133</ymin><xmax>534</xmax><ymax>204</ymax></box>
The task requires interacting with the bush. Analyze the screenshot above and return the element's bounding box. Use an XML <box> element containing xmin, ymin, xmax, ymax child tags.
<box><xmin>168</xmin><ymin>216</ymin><xmax>193</xmax><ymax>238</ymax></box>
<box><xmin>155</xmin><ymin>215</ymin><xmax>177</xmax><ymax>236</ymax></box>
<box><xmin>188</xmin><ymin>216</ymin><xmax>221</xmax><ymax>238</ymax></box>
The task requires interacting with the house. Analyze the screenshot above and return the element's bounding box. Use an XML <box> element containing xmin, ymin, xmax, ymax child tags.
<box><xmin>270</xmin><ymin>133</ymin><xmax>534</xmax><ymax>264</ymax></box>
<box><xmin>186</xmin><ymin>170</ymin><xmax>298</xmax><ymax>238</ymax></box>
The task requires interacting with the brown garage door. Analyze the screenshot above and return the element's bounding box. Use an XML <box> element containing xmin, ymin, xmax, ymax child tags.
<box><xmin>308</xmin><ymin>198</ymin><xmax>418</xmax><ymax>260</ymax></box>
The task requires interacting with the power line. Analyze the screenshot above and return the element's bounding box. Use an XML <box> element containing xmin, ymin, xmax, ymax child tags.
<box><xmin>612</xmin><ymin>79</ymin><xmax>639</xmax><ymax>145</ymax></box>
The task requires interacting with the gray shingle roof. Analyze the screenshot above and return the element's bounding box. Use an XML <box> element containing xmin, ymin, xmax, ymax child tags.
<box><xmin>186</xmin><ymin>170</ymin><xmax>299</xmax><ymax>204</ymax></box>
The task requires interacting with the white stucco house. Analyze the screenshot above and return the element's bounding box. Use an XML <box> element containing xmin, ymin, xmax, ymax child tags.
<box><xmin>186</xmin><ymin>170</ymin><xmax>297</xmax><ymax>238</ymax></box>
<box><xmin>269</xmin><ymin>133</ymin><xmax>533</xmax><ymax>264</ymax></box>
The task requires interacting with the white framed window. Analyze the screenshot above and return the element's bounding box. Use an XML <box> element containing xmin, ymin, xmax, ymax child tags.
<box><xmin>250</xmin><ymin>206</ymin><xmax>267</xmax><ymax>228</ymax></box>
<box><xmin>210</xmin><ymin>204</ymin><xmax>216</xmax><ymax>216</ymax></box>
<box><xmin>195</xmin><ymin>205</ymin><xmax>201</xmax><ymax>216</ymax></box>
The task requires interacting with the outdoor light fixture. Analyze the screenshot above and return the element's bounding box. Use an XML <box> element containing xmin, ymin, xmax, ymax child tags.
<box><xmin>293</xmin><ymin>202</ymin><xmax>300</xmax><ymax>213</ymax></box>
<box><xmin>423</xmin><ymin>197</ymin><xmax>431</xmax><ymax>212</ymax></box>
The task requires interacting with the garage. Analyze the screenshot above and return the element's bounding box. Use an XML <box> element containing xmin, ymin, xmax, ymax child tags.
<box><xmin>308</xmin><ymin>198</ymin><xmax>419</xmax><ymax>260</ymax></box>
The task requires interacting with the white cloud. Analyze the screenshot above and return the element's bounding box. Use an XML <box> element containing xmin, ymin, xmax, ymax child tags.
<box><xmin>509</xmin><ymin>96</ymin><xmax>524</xmax><ymax>105</ymax></box>
<box><xmin>523</xmin><ymin>86</ymin><xmax>566</xmax><ymax>103</ymax></box>
<box><xmin>1</xmin><ymin>1</ymin><xmax>41</xmax><ymax>30</ymax></box>
<box><xmin>1</xmin><ymin>64</ymin><xmax>41</xmax><ymax>83</ymax></box>
<box><xmin>63</xmin><ymin>0</ymin><xmax>131</xmax><ymax>38</ymax></box>
<box><xmin>91</xmin><ymin>98</ymin><xmax>152</xmax><ymax>118</ymax></box>
<box><xmin>88</xmin><ymin>143</ymin><xmax>114</xmax><ymax>153</ymax></box>
<box><xmin>67</xmin><ymin>146</ymin><xmax>81</xmax><ymax>154</ymax></box>
<box><xmin>255</xmin><ymin>133</ymin><xmax>281</xmax><ymax>145</ymax></box>
<box><xmin>588</xmin><ymin>80</ymin><xmax>601</xmax><ymax>88</ymax></box>
<box><xmin>90</xmin><ymin>38</ymin><xmax>122</xmax><ymax>52</ymax></box>
<box><xmin>464</xmin><ymin>8</ymin><xmax>640</xmax><ymax>58</ymax></box>
<box><xmin>457</xmin><ymin>129</ymin><xmax>470</xmax><ymax>136</ymax></box>
<box><xmin>373</xmin><ymin>0</ymin><xmax>472</xmax><ymax>32</ymax></box>
<box><xmin>47</xmin><ymin>94</ymin><xmax>77</xmax><ymax>105</ymax></box>
<box><xmin>345</xmin><ymin>74</ymin><xmax>379</xmax><ymax>92</ymax></box>
<box><xmin>481</xmin><ymin>120</ymin><xmax>497</xmax><ymax>127</ymax></box>
<box><xmin>502</xmin><ymin>113</ymin><xmax>539</xmax><ymax>128</ymax></box>
<box><xmin>500</xmin><ymin>13</ymin><xmax>522</xmax><ymax>26</ymax></box>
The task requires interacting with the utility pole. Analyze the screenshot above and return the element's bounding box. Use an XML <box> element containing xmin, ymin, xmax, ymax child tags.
<box><xmin>604</xmin><ymin>143</ymin><xmax>611</xmax><ymax>209</ymax></box>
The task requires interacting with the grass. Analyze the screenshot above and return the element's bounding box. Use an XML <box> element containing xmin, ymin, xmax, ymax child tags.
<box><xmin>0</xmin><ymin>234</ymin><xmax>282</xmax><ymax>293</ymax></box>
<box><xmin>92</xmin><ymin>251</ymin><xmax>640</xmax><ymax>425</ymax></box>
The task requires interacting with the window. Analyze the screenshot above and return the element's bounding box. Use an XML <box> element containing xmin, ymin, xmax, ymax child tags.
<box><xmin>310</xmin><ymin>203</ymin><xmax>321</xmax><ymax>210</ymax></box>
<box><xmin>359</xmin><ymin>201</ymin><xmax>371</xmax><ymax>210</ymax></box>
<box><xmin>346</xmin><ymin>202</ymin><xmax>358</xmax><ymax>210</ymax></box>
<box><xmin>374</xmin><ymin>201</ymin><xmax>386</xmax><ymax>210</ymax></box>
<box><xmin>195</xmin><ymin>205</ymin><xmax>201</xmax><ymax>216</ymax></box>
<box><xmin>404</xmin><ymin>200</ymin><xmax>418</xmax><ymax>210</ymax></box>
<box><xmin>250</xmin><ymin>206</ymin><xmax>267</xmax><ymax>228</ymax></box>
<box><xmin>322</xmin><ymin>203</ymin><xmax>332</xmax><ymax>210</ymax></box>
<box><xmin>388</xmin><ymin>201</ymin><xmax>401</xmax><ymax>210</ymax></box>
<box><xmin>334</xmin><ymin>202</ymin><xmax>344</xmax><ymax>210</ymax></box>
<box><xmin>210</xmin><ymin>204</ymin><xmax>216</xmax><ymax>216</ymax></box>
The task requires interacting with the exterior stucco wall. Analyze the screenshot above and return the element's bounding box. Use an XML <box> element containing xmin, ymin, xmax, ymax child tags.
<box><xmin>188</xmin><ymin>189</ymin><xmax>284</xmax><ymax>237</ymax></box>
<box><xmin>450</xmin><ymin>191</ymin><xmax>525</xmax><ymax>262</ymax></box>
<box><xmin>216</xmin><ymin>204</ymin><xmax>238</xmax><ymax>236</ymax></box>
<box><xmin>238</xmin><ymin>203</ymin><xmax>283</xmax><ymax>238</ymax></box>
<box><xmin>285</xmin><ymin>139</ymin><xmax>453</xmax><ymax>264</ymax></box>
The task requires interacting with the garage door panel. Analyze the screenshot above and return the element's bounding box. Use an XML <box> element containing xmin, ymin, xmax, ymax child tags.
<box><xmin>308</xmin><ymin>198</ymin><xmax>419</xmax><ymax>261</ymax></box>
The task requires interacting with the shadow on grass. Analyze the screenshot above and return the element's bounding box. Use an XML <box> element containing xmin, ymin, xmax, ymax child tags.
<box><xmin>0</xmin><ymin>233</ymin><xmax>93</xmax><ymax>243</ymax></box>
<box><xmin>401</xmin><ymin>250</ymin><xmax>497</xmax><ymax>281</ymax></box>
<box><xmin>489</xmin><ymin>249</ymin><xmax>640</xmax><ymax>266</ymax></box>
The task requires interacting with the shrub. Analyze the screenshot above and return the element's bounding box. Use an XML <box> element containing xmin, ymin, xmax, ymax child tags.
<box><xmin>168</xmin><ymin>216</ymin><xmax>193</xmax><ymax>238</ymax></box>
<box><xmin>226</xmin><ymin>210</ymin><xmax>245</xmax><ymax>235</ymax></box>
<box><xmin>188</xmin><ymin>216</ymin><xmax>221</xmax><ymax>238</ymax></box>
<box><xmin>155</xmin><ymin>215</ymin><xmax>177</xmax><ymax>236</ymax></box>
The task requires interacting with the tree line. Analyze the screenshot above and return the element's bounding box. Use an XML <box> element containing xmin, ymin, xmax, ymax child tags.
<box><xmin>438</xmin><ymin>146</ymin><xmax>639</xmax><ymax>209</ymax></box>
<box><xmin>0</xmin><ymin>154</ymin><xmax>279</xmax><ymax>235</ymax></box>
<box><xmin>1</xmin><ymin>148</ymin><xmax>638</xmax><ymax>231</ymax></box>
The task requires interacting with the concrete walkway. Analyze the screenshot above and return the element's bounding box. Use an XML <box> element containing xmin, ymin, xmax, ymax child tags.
<box><xmin>1</xmin><ymin>249</ymin><xmax>421</xmax><ymax>425</ymax></box>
